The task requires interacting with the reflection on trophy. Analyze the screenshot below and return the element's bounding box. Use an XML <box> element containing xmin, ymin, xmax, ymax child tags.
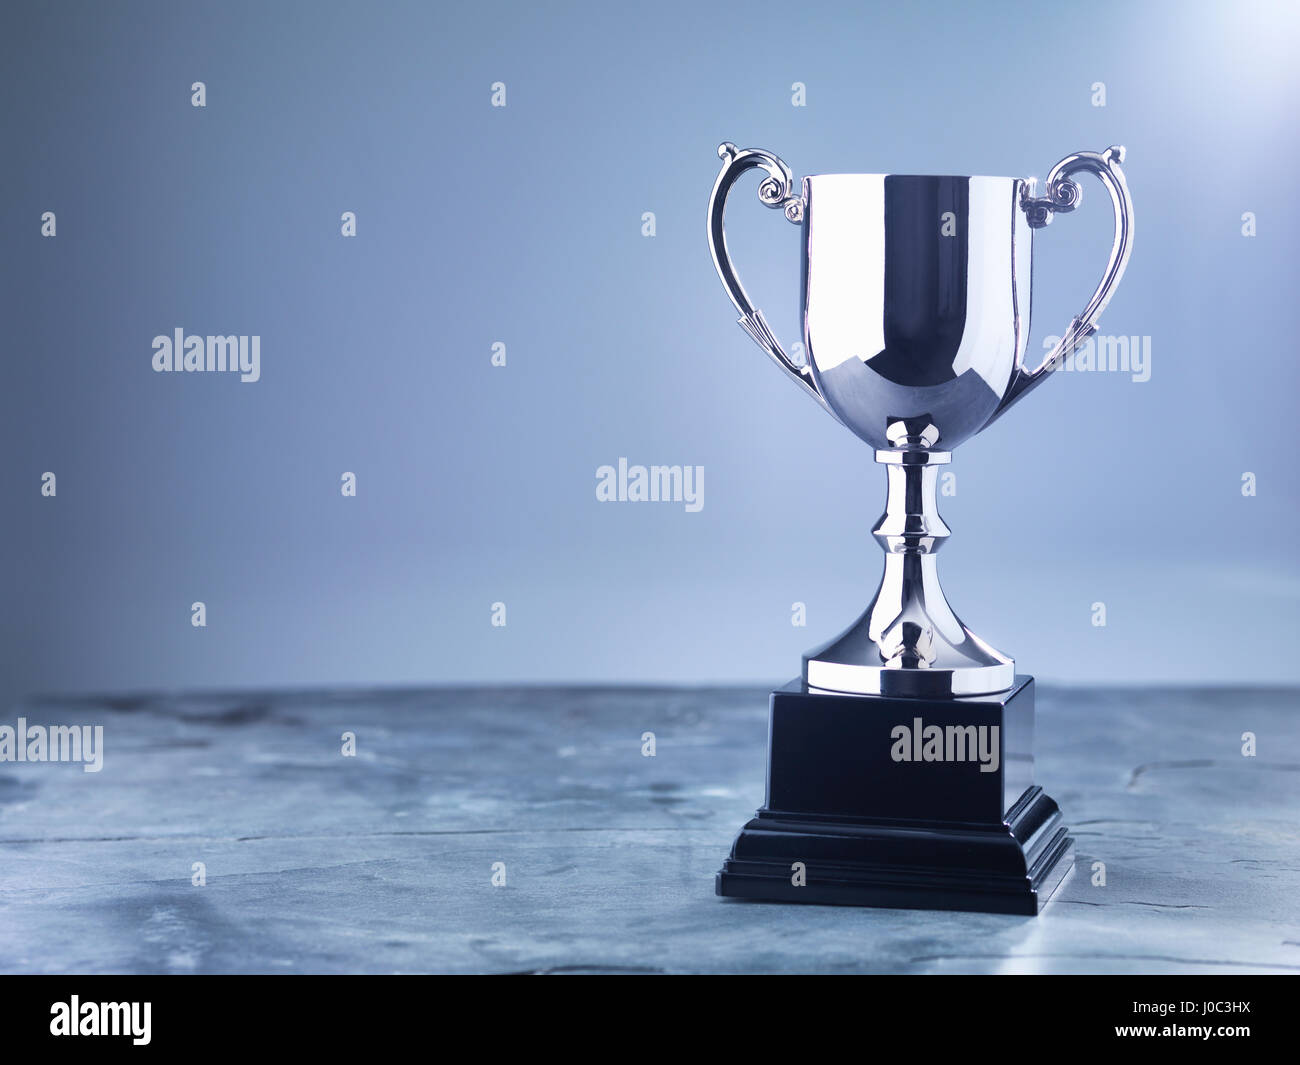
<box><xmin>709</xmin><ymin>142</ymin><xmax>1133</xmax><ymax>913</ymax></box>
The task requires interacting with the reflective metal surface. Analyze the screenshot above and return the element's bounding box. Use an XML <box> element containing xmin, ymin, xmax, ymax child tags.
<box><xmin>707</xmin><ymin>143</ymin><xmax>835</xmax><ymax>417</ymax></box>
<box><xmin>708</xmin><ymin>142</ymin><xmax>1134</xmax><ymax>696</ymax></box>
<box><xmin>993</xmin><ymin>146</ymin><xmax>1134</xmax><ymax>421</ymax></box>
<box><xmin>803</xmin><ymin>449</ymin><xmax>1014</xmax><ymax>698</ymax></box>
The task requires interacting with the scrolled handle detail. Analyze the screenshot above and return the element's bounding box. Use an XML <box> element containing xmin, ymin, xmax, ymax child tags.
<box><xmin>707</xmin><ymin>143</ymin><xmax>836</xmax><ymax>417</ymax></box>
<box><xmin>993</xmin><ymin>145</ymin><xmax>1134</xmax><ymax>420</ymax></box>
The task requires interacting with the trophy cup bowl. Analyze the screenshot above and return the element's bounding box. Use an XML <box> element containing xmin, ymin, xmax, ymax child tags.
<box><xmin>802</xmin><ymin>171</ymin><xmax>1031</xmax><ymax>453</ymax></box>
<box><xmin>708</xmin><ymin>141</ymin><xmax>1133</xmax><ymax>912</ymax></box>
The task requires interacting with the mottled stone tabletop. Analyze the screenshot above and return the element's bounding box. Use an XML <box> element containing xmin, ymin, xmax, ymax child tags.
<box><xmin>1</xmin><ymin>685</ymin><xmax>1297</xmax><ymax>974</ymax></box>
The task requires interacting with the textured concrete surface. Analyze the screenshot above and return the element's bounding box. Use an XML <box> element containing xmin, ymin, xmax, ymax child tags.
<box><xmin>0</xmin><ymin>685</ymin><xmax>1297</xmax><ymax>974</ymax></box>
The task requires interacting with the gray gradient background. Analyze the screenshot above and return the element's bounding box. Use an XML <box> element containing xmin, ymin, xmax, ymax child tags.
<box><xmin>1</xmin><ymin>0</ymin><xmax>1296</xmax><ymax>700</ymax></box>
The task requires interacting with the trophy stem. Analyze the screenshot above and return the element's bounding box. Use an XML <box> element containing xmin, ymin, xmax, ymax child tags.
<box><xmin>802</xmin><ymin>450</ymin><xmax>1015</xmax><ymax>698</ymax></box>
<box><xmin>872</xmin><ymin>452</ymin><xmax>952</xmax><ymax>668</ymax></box>
<box><xmin>873</xmin><ymin>449</ymin><xmax>950</xmax><ymax>556</ymax></box>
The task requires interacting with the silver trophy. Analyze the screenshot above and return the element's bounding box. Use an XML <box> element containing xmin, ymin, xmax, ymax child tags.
<box><xmin>709</xmin><ymin>143</ymin><xmax>1133</xmax><ymax>699</ymax></box>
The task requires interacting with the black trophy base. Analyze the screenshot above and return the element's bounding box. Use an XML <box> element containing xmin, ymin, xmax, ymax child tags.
<box><xmin>716</xmin><ymin>676</ymin><xmax>1074</xmax><ymax>915</ymax></box>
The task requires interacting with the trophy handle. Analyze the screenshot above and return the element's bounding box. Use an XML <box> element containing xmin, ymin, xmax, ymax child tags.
<box><xmin>708</xmin><ymin>143</ymin><xmax>838</xmax><ymax>417</ymax></box>
<box><xmin>989</xmin><ymin>145</ymin><xmax>1134</xmax><ymax>423</ymax></box>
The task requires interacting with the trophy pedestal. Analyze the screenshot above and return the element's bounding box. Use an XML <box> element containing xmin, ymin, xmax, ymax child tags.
<box><xmin>716</xmin><ymin>676</ymin><xmax>1073</xmax><ymax>915</ymax></box>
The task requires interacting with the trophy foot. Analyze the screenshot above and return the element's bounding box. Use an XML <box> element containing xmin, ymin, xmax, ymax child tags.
<box><xmin>716</xmin><ymin>677</ymin><xmax>1074</xmax><ymax>915</ymax></box>
<box><xmin>804</xmin><ymin>610</ymin><xmax>1014</xmax><ymax>698</ymax></box>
